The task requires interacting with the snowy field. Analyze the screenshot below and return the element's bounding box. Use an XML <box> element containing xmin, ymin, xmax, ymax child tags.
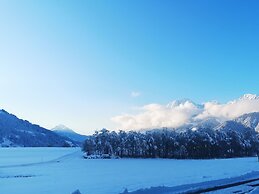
<box><xmin>1</xmin><ymin>148</ymin><xmax>259</xmax><ymax>194</ymax></box>
<box><xmin>0</xmin><ymin>147</ymin><xmax>76</xmax><ymax>166</ymax></box>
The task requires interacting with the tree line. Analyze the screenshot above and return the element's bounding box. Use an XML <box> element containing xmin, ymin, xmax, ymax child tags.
<box><xmin>82</xmin><ymin>128</ymin><xmax>259</xmax><ymax>159</ymax></box>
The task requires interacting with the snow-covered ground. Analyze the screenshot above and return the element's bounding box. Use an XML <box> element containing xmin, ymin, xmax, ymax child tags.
<box><xmin>0</xmin><ymin>147</ymin><xmax>76</xmax><ymax>166</ymax></box>
<box><xmin>1</xmin><ymin>148</ymin><xmax>259</xmax><ymax>194</ymax></box>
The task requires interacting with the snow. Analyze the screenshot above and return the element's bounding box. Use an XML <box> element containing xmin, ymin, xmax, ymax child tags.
<box><xmin>0</xmin><ymin>138</ymin><xmax>15</xmax><ymax>147</ymax></box>
<box><xmin>0</xmin><ymin>147</ymin><xmax>76</xmax><ymax>166</ymax></box>
<box><xmin>1</xmin><ymin>148</ymin><xmax>259</xmax><ymax>194</ymax></box>
<box><xmin>240</xmin><ymin>94</ymin><xmax>259</xmax><ymax>101</ymax></box>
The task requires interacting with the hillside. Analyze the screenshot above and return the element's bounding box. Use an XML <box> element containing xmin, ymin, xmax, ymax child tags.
<box><xmin>0</xmin><ymin>110</ymin><xmax>77</xmax><ymax>147</ymax></box>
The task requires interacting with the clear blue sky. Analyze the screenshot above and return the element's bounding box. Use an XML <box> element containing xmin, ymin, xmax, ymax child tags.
<box><xmin>0</xmin><ymin>0</ymin><xmax>258</xmax><ymax>134</ymax></box>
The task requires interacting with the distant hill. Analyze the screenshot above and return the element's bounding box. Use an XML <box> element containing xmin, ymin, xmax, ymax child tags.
<box><xmin>52</xmin><ymin>125</ymin><xmax>88</xmax><ymax>143</ymax></box>
<box><xmin>0</xmin><ymin>110</ymin><xmax>78</xmax><ymax>147</ymax></box>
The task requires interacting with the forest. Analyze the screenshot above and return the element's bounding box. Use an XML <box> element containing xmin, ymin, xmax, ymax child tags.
<box><xmin>82</xmin><ymin>128</ymin><xmax>259</xmax><ymax>159</ymax></box>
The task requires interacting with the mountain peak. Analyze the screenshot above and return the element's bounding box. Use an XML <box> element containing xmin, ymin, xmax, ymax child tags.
<box><xmin>52</xmin><ymin>124</ymin><xmax>73</xmax><ymax>132</ymax></box>
<box><xmin>52</xmin><ymin>125</ymin><xmax>88</xmax><ymax>143</ymax></box>
<box><xmin>166</xmin><ymin>99</ymin><xmax>198</xmax><ymax>109</ymax></box>
<box><xmin>239</xmin><ymin>94</ymin><xmax>259</xmax><ymax>101</ymax></box>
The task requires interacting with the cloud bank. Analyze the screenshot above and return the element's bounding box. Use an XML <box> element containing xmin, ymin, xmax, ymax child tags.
<box><xmin>112</xmin><ymin>94</ymin><xmax>259</xmax><ymax>130</ymax></box>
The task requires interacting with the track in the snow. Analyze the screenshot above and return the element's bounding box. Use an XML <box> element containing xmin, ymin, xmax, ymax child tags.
<box><xmin>0</xmin><ymin>150</ymin><xmax>80</xmax><ymax>169</ymax></box>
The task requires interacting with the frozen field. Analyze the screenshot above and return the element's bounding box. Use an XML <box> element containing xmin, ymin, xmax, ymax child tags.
<box><xmin>1</xmin><ymin>148</ymin><xmax>259</xmax><ymax>194</ymax></box>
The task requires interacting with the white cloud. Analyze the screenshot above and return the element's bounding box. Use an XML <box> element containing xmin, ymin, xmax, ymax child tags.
<box><xmin>197</xmin><ymin>94</ymin><xmax>259</xmax><ymax>120</ymax></box>
<box><xmin>112</xmin><ymin>100</ymin><xmax>202</xmax><ymax>130</ymax></box>
<box><xmin>112</xmin><ymin>94</ymin><xmax>259</xmax><ymax>130</ymax></box>
<box><xmin>131</xmin><ymin>91</ymin><xmax>141</xmax><ymax>98</ymax></box>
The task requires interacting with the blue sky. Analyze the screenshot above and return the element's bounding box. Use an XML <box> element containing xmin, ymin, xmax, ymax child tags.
<box><xmin>0</xmin><ymin>1</ymin><xmax>259</xmax><ymax>134</ymax></box>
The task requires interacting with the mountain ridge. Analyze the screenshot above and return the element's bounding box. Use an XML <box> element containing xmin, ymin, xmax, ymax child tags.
<box><xmin>0</xmin><ymin>109</ymin><xmax>78</xmax><ymax>147</ymax></box>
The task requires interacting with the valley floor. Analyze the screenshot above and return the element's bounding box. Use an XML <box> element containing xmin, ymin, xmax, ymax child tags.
<box><xmin>1</xmin><ymin>148</ymin><xmax>259</xmax><ymax>194</ymax></box>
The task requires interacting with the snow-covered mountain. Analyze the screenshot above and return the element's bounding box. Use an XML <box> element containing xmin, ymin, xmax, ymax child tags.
<box><xmin>234</xmin><ymin>112</ymin><xmax>259</xmax><ymax>132</ymax></box>
<box><xmin>176</xmin><ymin>117</ymin><xmax>221</xmax><ymax>132</ymax></box>
<box><xmin>176</xmin><ymin>112</ymin><xmax>259</xmax><ymax>134</ymax></box>
<box><xmin>239</xmin><ymin>94</ymin><xmax>259</xmax><ymax>101</ymax></box>
<box><xmin>166</xmin><ymin>99</ymin><xmax>201</xmax><ymax>109</ymax></box>
<box><xmin>53</xmin><ymin>125</ymin><xmax>88</xmax><ymax>143</ymax></box>
<box><xmin>183</xmin><ymin>118</ymin><xmax>220</xmax><ymax>132</ymax></box>
<box><xmin>214</xmin><ymin>120</ymin><xmax>254</xmax><ymax>134</ymax></box>
<box><xmin>195</xmin><ymin>117</ymin><xmax>221</xmax><ymax>129</ymax></box>
<box><xmin>0</xmin><ymin>110</ymin><xmax>78</xmax><ymax>147</ymax></box>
